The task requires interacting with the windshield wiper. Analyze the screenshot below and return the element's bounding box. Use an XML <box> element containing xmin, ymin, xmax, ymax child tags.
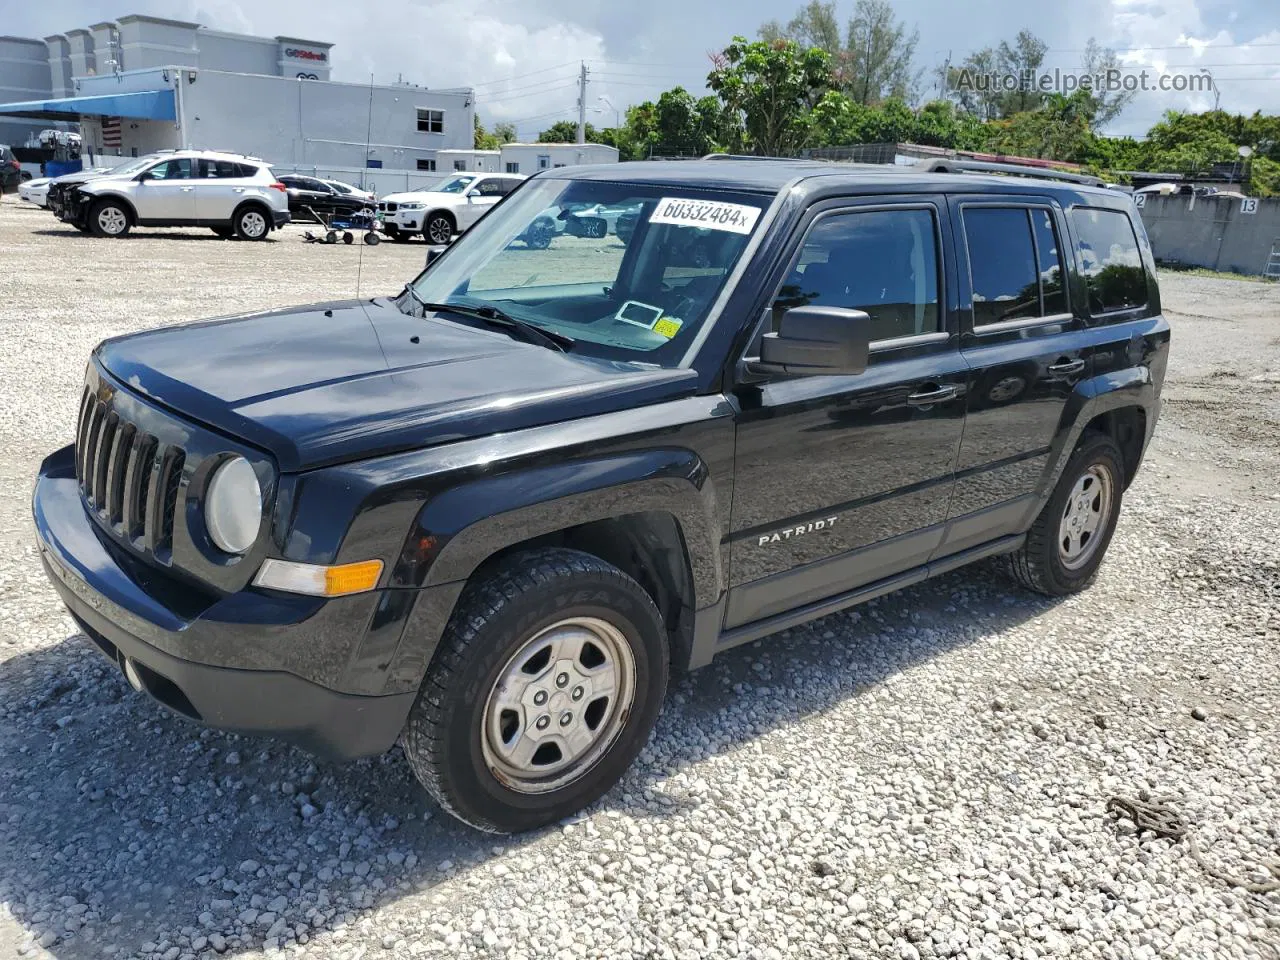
<box><xmin>418</xmin><ymin>300</ymin><xmax>575</xmax><ymax>353</ymax></box>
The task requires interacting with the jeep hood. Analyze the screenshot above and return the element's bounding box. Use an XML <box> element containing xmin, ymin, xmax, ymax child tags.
<box><xmin>382</xmin><ymin>190</ymin><xmax>456</xmax><ymax>203</ymax></box>
<box><xmin>94</xmin><ymin>299</ymin><xmax>696</xmax><ymax>472</ymax></box>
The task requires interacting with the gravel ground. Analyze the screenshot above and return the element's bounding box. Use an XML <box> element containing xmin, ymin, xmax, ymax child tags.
<box><xmin>0</xmin><ymin>195</ymin><xmax>1277</xmax><ymax>960</ymax></box>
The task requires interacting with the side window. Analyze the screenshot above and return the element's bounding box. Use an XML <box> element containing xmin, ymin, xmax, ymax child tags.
<box><xmin>147</xmin><ymin>158</ymin><xmax>192</xmax><ymax>180</ymax></box>
<box><xmin>773</xmin><ymin>208</ymin><xmax>941</xmax><ymax>342</ymax></box>
<box><xmin>235</xmin><ymin>163</ymin><xmax>259</xmax><ymax>179</ymax></box>
<box><xmin>1032</xmin><ymin>209</ymin><xmax>1067</xmax><ymax>315</ymax></box>
<box><xmin>962</xmin><ymin>207</ymin><xmax>1039</xmax><ymax>326</ymax></box>
<box><xmin>1070</xmin><ymin>207</ymin><xmax>1149</xmax><ymax>315</ymax></box>
<box><xmin>476</xmin><ymin>179</ymin><xmax>506</xmax><ymax>197</ymax></box>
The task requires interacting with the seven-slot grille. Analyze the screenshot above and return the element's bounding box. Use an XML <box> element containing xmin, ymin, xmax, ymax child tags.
<box><xmin>75</xmin><ymin>387</ymin><xmax>186</xmax><ymax>552</ymax></box>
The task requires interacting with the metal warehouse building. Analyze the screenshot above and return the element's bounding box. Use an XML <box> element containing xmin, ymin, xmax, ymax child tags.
<box><xmin>0</xmin><ymin>14</ymin><xmax>477</xmax><ymax>185</ymax></box>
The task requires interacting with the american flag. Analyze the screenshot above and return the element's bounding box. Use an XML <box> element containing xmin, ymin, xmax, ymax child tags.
<box><xmin>101</xmin><ymin>116</ymin><xmax>122</xmax><ymax>149</ymax></box>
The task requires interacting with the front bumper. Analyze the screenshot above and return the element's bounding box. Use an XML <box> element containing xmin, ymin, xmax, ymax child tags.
<box><xmin>32</xmin><ymin>446</ymin><xmax>413</xmax><ymax>761</ymax></box>
<box><xmin>394</xmin><ymin>211</ymin><xmax>425</xmax><ymax>231</ymax></box>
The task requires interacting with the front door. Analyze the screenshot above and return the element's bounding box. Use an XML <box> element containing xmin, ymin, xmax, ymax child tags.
<box><xmin>456</xmin><ymin>177</ymin><xmax>506</xmax><ymax>229</ymax></box>
<box><xmin>135</xmin><ymin>157</ymin><xmax>196</xmax><ymax>221</ymax></box>
<box><xmin>942</xmin><ymin>197</ymin><xmax>1092</xmax><ymax>551</ymax></box>
<box><xmin>726</xmin><ymin>199</ymin><xmax>966</xmax><ymax>629</ymax></box>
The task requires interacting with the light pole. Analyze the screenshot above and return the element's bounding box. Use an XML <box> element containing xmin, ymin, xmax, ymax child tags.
<box><xmin>597</xmin><ymin>95</ymin><xmax>619</xmax><ymax>129</ymax></box>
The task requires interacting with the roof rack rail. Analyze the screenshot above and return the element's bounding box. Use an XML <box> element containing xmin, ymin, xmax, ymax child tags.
<box><xmin>700</xmin><ymin>153</ymin><xmax>821</xmax><ymax>162</ymax></box>
<box><xmin>920</xmin><ymin>158</ymin><xmax>1105</xmax><ymax>188</ymax></box>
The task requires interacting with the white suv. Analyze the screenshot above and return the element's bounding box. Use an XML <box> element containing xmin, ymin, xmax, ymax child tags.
<box><xmin>377</xmin><ymin>172</ymin><xmax>525</xmax><ymax>243</ymax></box>
<box><xmin>60</xmin><ymin>150</ymin><xmax>291</xmax><ymax>239</ymax></box>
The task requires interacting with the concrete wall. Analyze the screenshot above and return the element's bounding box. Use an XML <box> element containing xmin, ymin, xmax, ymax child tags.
<box><xmin>196</xmin><ymin>31</ymin><xmax>278</xmax><ymax>77</ymax></box>
<box><xmin>0</xmin><ymin>36</ymin><xmax>54</xmax><ymax>146</ymax></box>
<box><xmin>45</xmin><ymin>35</ymin><xmax>73</xmax><ymax>97</ymax></box>
<box><xmin>1138</xmin><ymin>193</ymin><xmax>1280</xmax><ymax>276</ymax></box>
<box><xmin>115</xmin><ymin>16</ymin><xmax>198</xmax><ymax>71</ymax></box>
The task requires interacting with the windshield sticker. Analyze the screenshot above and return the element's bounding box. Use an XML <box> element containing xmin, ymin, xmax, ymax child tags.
<box><xmin>615</xmin><ymin>300</ymin><xmax>665</xmax><ymax>329</ymax></box>
<box><xmin>650</xmin><ymin>197</ymin><xmax>761</xmax><ymax>234</ymax></box>
<box><xmin>653</xmin><ymin>317</ymin><xmax>683</xmax><ymax>339</ymax></box>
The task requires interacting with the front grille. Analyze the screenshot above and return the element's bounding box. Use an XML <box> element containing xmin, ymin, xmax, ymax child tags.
<box><xmin>75</xmin><ymin>386</ymin><xmax>186</xmax><ymax>553</ymax></box>
<box><xmin>379</xmin><ymin>201</ymin><xmax>397</xmax><ymax>213</ymax></box>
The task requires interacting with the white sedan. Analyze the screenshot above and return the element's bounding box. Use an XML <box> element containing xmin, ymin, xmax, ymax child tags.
<box><xmin>19</xmin><ymin>176</ymin><xmax>51</xmax><ymax>207</ymax></box>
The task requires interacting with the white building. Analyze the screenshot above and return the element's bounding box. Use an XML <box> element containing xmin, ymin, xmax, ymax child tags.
<box><xmin>500</xmin><ymin>143</ymin><xmax>620</xmax><ymax>175</ymax></box>
<box><xmin>0</xmin><ymin>14</ymin><xmax>474</xmax><ymax>179</ymax></box>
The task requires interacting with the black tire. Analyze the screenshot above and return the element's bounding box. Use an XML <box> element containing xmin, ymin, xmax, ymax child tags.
<box><xmin>385</xmin><ymin>225</ymin><xmax>409</xmax><ymax>243</ymax></box>
<box><xmin>233</xmin><ymin>205</ymin><xmax>271</xmax><ymax>241</ymax></box>
<box><xmin>363</xmin><ymin>231</ymin><xmax>380</xmax><ymax>245</ymax></box>
<box><xmin>88</xmin><ymin>198</ymin><xmax>131</xmax><ymax>238</ymax></box>
<box><xmin>1008</xmin><ymin>432</ymin><xmax>1124</xmax><ymax>596</ymax></box>
<box><xmin>423</xmin><ymin>211</ymin><xmax>454</xmax><ymax>245</ymax></box>
<box><xmin>525</xmin><ymin>220</ymin><xmax>554</xmax><ymax>249</ymax></box>
<box><xmin>342</xmin><ymin>231</ymin><xmax>354</xmax><ymax>244</ymax></box>
<box><xmin>402</xmin><ymin>548</ymin><xmax>668</xmax><ymax>833</ymax></box>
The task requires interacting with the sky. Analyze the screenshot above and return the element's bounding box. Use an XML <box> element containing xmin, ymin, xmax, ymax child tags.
<box><xmin>8</xmin><ymin>0</ymin><xmax>1280</xmax><ymax>139</ymax></box>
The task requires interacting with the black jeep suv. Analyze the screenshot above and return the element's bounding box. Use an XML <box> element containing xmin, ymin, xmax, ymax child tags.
<box><xmin>33</xmin><ymin>159</ymin><xmax>1168</xmax><ymax>833</ymax></box>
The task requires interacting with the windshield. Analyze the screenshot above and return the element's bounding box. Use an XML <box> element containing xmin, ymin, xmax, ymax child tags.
<box><xmin>432</xmin><ymin>175</ymin><xmax>477</xmax><ymax>194</ymax></box>
<box><xmin>102</xmin><ymin>156</ymin><xmax>157</xmax><ymax>177</ymax></box>
<box><xmin>409</xmin><ymin>178</ymin><xmax>769</xmax><ymax>367</ymax></box>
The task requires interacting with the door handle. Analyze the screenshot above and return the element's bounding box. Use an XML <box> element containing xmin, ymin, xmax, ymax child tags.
<box><xmin>233</xmin><ymin>187</ymin><xmax>246</xmax><ymax>193</ymax></box>
<box><xmin>180</xmin><ymin>186</ymin><xmax>194</xmax><ymax>192</ymax></box>
<box><xmin>906</xmin><ymin>384</ymin><xmax>959</xmax><ymax>406</ymax></box>
<box><xmin>1048</xmin><ymin>358</ymin><xmax>1086</xmax><ymax>375</ymax></box>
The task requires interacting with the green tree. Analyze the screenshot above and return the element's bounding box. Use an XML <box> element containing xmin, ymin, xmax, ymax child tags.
<box><xmin>537</xmin><ymin>119</ymin><xmax>600</xmax><ymax>143</ymax></box>
<box><xmin>474</xmin><ymin>115</ymin><xmax>499</xmax><ymax>150</ymax></box>
<box><xmin>997</xmin><ymin>30</ymin><xmax>1048</xmax><ymax>116</ymax></box>
<box><xmin>762</xmin><ymin>0</ymin><xmax>920</xmax><ymax>105</ymax></box>
<box><xmin>492</xmin><ymin>122</ymin><xmax>517</xmax><ymax>144</ymax></box>
<box><xmin>986</xmin><ymin>92</ymin><xmax>1097</xmax><ymax>162</ymax></box>
<box><xmin>707</xmin><ymin>36</ymin><xmax>833</xmax><ymax>156</ymax></box>
<box><xmin>844</xmin><ymin>0</ymin><xmax>921</xmax><ymax>105</ymax></box>
<box><xmin>946</xmin><ymin>30</ymin><xmax>1048</xmax><ymax>120</ymax></box>
<box><xmin>1080</xmin><ymin>38</ymin><xmax>1136</xmax><ymax>129</ymax></box>
<box><xmin>1145</xmin><ymin>110</ymin><xmax>1239</xmax><ymax>174</ymax></box>
<box><xmin>760</xmin><ymin>0</ymin><xmax>841</xmax><ymax>59</ymax></box>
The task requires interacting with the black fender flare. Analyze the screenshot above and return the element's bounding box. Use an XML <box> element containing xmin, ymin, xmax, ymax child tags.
<box><xmin>377</xmin><ymin>448</ymin><xmax>725</xmax><ymax>694</ymax></box>
<box><xmin>1039</xmin><ymin>366</ymin><xmax>1157</xmax><ymax>501</ymax></box>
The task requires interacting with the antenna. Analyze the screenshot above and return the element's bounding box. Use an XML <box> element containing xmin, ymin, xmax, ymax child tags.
<box><xmin>356</xmin><ymin>71</ymin><xmax>375</xmax><ymax>298</ymax></box>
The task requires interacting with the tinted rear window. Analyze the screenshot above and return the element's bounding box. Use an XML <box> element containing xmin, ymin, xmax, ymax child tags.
<box><xmin>1070</xmin><ymin>207</ymin><xmax>1148</xmax><ymax>314</ymax></box>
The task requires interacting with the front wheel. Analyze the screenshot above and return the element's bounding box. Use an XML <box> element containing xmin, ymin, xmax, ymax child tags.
<box><xmin>423</xmin><ymin>212</ymin><xmax>454</xmax><ymax>245</ymax></box>
<box><xmin>1007</xmin><ymin>432</ymin><xmax>1124</xmax><ymax>596</ymax></box>
<box><xmin>88</xmin><ymin>199</ymin><xmax>131</xmax><ymax>238</ymax></box>
<box><xmin>402</xmin><ymin>548</ymin><xmax>668</xmax><ymax>833</ymax></box>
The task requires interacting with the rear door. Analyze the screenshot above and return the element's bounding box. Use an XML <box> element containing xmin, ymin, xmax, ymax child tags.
<box><xmin>942</xmin><ymin>196</ymin><xmax>1090</xmax><ymax>552</ymax></box>
<box><xmin>193</xmin><ymin>159</ymin><xmax>255</xmax><ymax>222</ymax></box>
<box><xmin>136</xmin><ymin>157</ymin><xmax>196</xmax><ymax>221</ymax></box>
<box><xmin>726</xmin><ymin>197</ymin><xmax>967</xmax><ymax>628</ymax></box>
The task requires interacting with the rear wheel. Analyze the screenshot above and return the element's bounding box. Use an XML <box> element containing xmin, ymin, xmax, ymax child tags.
<box><xmin>402</xmin><ymin>548</ymin><xmax>668</xmax><ymax>833</ymax></box>
<box><xmin>1007</xmin><ymin>432</ymin><xmax>1124</xmax><ymax>596</ymax></box>
<box><xmin>88</xmin><ymin>199</ymin><xmax>130</xmax><ymax>238</ymax></box>
<box><xmin>233</xmin><ymin>206</ymin><xmax>270</xmax><ymax>240</ymax></box>
<box><xmin>423</xmin><ymin>212</ymin><xmax>454</xmax><ymax>245</ymax></box>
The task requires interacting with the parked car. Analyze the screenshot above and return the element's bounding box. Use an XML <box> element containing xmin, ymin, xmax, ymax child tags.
<box><xmin>56</xmin><ymin>150</ymin><xmax>290</xmax><ymax>239</ymax></box>
<box><xmin>277</xmin><ymin>175</ymin><xmax>374</xmax><ymax>222</ymax></box>
<box><xmin>19</xmin><ymin>176</ymin><xmax>51</xmax><ymax>207</ymax></box>
<box><xmin>377</xmin><ymin>172</ymin><xmax>525</xmax><ymax>243</ymax></box>
<box><xmin>517</xmin><ymin>201</ymin><xmax>642</xmax><ymax>248</ymax></box>
<box><xmin>0</xmin><ymin>145</ymin><xmax>20</xmax><ymax>193</ymax></box>
<box><xmin>33</xmin><ymin>159</ymin><xmax>1168</xmax><ymax>833</ymax></box>
<box><xmin>322</xmin><ymin>179</ymin><xmax>374</xmax><ymax>202</ymax></box>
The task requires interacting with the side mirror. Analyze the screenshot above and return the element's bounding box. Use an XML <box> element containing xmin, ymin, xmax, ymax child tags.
<box><xmin>424</xmin><ymin>243</ymin><xmax>449</xmax><ymax>267</ymax></box>
<box><xmin>136</xmin><ymin>171</ymin><xmax>153</xmax><ymax>182</ymax></box>
<box><xmin>466</xmin><ymin>189</ymin><xmax>481</xmax><ymax>199</ymax></box>
<box><xmin>749</xmin><ymin>306</ymin><xmax>870</xmax><ymax>378</ymax></box>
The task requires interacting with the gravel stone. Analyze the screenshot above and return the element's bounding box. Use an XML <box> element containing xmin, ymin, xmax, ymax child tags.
<box><xmin>0</xmin><ymin>201</ymin><xmax>1277</xmax><ymax>960</ymax></box>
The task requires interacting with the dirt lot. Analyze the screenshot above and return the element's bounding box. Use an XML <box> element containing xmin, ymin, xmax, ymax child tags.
<box><xmin>0</xmin><ymin>194</ymin><xmax>1277</xmax><ymax>960</ymax></box>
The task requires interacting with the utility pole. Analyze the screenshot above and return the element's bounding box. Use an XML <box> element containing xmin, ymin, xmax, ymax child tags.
<box><xmin>576</xmin><ymin>61</ymin><xmax>588</xmax><ymax>144</ymax></box>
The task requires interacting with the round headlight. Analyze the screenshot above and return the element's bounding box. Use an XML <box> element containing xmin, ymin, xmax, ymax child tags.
<box><xmin>205</xmin><ymin>456</ymin><xmax>262</xmax><ymax>554</ymax></box>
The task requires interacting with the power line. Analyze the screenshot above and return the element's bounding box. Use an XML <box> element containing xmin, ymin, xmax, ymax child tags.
<box><xmin>469</xmin><ymin>60</ymin><xmax>579</xmax><ymax>89</ymax></box>
<box><xmin>479</xmin><ymin>81</ymin><xmax>580</xmax><ymax>104</ymax></box>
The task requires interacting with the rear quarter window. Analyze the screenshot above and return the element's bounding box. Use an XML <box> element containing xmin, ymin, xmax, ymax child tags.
<box><xmin>1070</xmin><ymin>207</ymin><xmax>1149</xmax><ymax>316</ymax></box>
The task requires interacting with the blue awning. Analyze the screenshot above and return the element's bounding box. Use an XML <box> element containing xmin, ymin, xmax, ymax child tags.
<box><xmin>0</xmin><ymin>89</ymin><xmax>175</xmax><ymax>122</ymax></box>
